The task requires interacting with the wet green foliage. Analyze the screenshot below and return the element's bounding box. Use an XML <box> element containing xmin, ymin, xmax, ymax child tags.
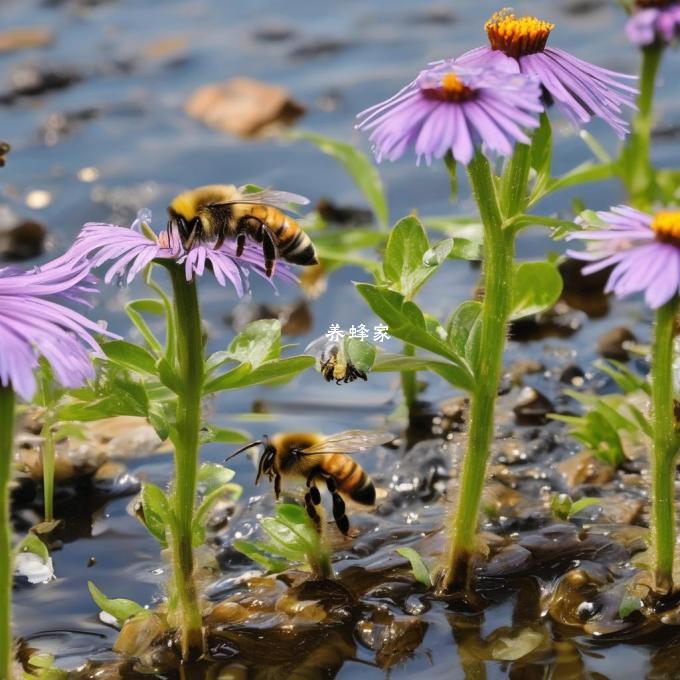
<box><xmin>234</xmin><ymin>503</ymin><xmax>332</xmax><ymax>579</ymax></box>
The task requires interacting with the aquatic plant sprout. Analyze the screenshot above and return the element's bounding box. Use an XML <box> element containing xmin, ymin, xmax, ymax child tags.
<box><xmin>68</xmin><ymin>213</ymin><xmax>297</xmax><ymax>293</ymax></box>
<box><xmin>0</xmin><ymin>260</ymin><xmax>108</xmax><ymax>401</ymax></box>
<box><xmin>626</xmin><ymin>0</ymin><xmax>680</xmax><ymax>46</ymax></box>
<box><xmin>566</xmin><ymin>206</ymin><xmax>680</xmax><ymax>309</ymax></box>
<box><xmin>0</xmin><ymin>258</ymin><xmax>107</xmax><ymax>680</ymax></box>
<box><xmin>457</xmin><ymin>10</ymin><xmax>638</xmax><ymax>138</ymax></box>
<box><xmin>570</xmin><ymin>204</ymin><xmax>680</xmax><ymax>593</ymax></box>
<box><xmin>356</xmin><ymin>62</ymin><xmax>543</xmax><ymax>165</ymax></box>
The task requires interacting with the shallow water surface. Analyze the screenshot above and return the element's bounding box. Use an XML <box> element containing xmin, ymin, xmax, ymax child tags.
<box><xmin>3</xmin><ymin>0</ymin><xmax>680</xmax><ymax>677</ymax></box>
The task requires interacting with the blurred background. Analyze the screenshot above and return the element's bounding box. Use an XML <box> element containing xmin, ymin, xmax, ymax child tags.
<box><xmin>2</xmin><ymin>0</ymin><xmax>679</xmax><ymax>674</ymax></box>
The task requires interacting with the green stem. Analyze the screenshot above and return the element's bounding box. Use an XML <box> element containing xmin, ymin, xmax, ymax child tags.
<box><xmin>622</xmin><ymin>45</ymin><xmax>663</xmax><ymax>209</ymax></box>
<box><xmin>401</xmin><ymin>343</ymin><xmax>418</xmax><ymax>413</ymax></box>
<box><xmin>438</xmin><ymin>153</ymin><xmax>517</xmax><ymax>593</ymax></box>
<box><xmin>41</xmin><ymin>420</ymin><xmax>56</xmax><ymax>523</ymax></box>
<box><xmin>650</xmin><ymin>296</ymin><xmax>678</xmax><ymax>593</ymax></box>
<box><xmin>167</xmin><ymin>265</ymin><xmax>204</xmax><ymax>660</ymax></box>
<box><xmin>0</xmin><ymin>386</ymin><xmax>16</xmax><ymax>680</ymax></box>
<box><xmin>499</xmin><ymin>142</ymin><xmax>531</xmax><ymax>218</ymax></box>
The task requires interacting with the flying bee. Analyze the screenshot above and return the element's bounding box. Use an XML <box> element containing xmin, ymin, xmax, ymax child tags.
<box><xmin>306</xmin><ymin>336</ymin><xmax>367</xmax><ymax>385</ymax></box>
<box><xmin>167</xmin><ymin>184</ymin><xmax>318</xmax><ymax>277</ymax></box>
<box><xmin>225</xmin><ymin>430</ymin><xmax>393</xmax><ymax>534</ymax></box>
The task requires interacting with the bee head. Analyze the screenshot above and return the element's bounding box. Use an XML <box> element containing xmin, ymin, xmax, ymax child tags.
<box><xmin>224</xmin><ymin>436</ymin><xmax>276</xmax><ymax>485</ymax></box>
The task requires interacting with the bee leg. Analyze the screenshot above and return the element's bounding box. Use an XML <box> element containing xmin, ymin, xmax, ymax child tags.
<box><xmin>262</xmin><ymin>229</ymin><xmax>277</xmax><ymax>278</ymax></box>
<box><xmin>304</xmin><ymin>491</ymin><xmax>321</xmax><ymax>530</ymax></box>
<box><xmin>326</xmin><ymin>477</ymin><xmax>350</xmax><ymax>535</ymax></box>
<box><xmin>274</xmin><ymin>473</ymin><xmax>282</xmax><ymax>500</ymax></box>
<box><xmin>235</xmin><ymin>231</ymin><xmax>247</xmax><ymax>257</ymax></box>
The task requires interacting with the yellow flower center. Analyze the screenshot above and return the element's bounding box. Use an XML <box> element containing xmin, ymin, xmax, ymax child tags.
<box><xmin>485</xmin><ymin>9</ymin><xmax>554</xmax><ymax>58</ymax></box>
<box><xmin>652</xmin><ymin>211</ymin><xmax>680</xmax><ymax>243</ymax></box>
<box><xmin>422</xmin><ymin>72</ymin><xmax>474</xmax><ymax>102</ymax></box>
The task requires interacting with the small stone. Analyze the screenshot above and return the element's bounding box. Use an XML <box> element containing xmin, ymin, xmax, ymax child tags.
<box><xmin>597</xmin><ymin>327</ymin><xmax>636</xmax><ymax>361</ymax></box>
<box><xmin>560</xmin><ymin>364</ymin><xmax>585</xmax><ymax>385</ymax></box>
<box><xmin>0</xmin><ymin>27</ymin><xmax>53</xmax><ymax>53</ymax></box>
<box><xmin>185</xmin><ymin>77</ymin><xmax>305</xmax><ymax>137</ymax></box>
<box><xmin>557</xmin><ymin>451</ymin><xmax>615</xmax><ymax>490</ymax></box>
<box><xmin>513</xmin><ymin>387</ymin><xmax>554</xmax><ymax>425</ymax></box>
<box><xmin>508</xmin><ymin>359</ymin><xmax>545</xmax><ymax>385</ymax></box>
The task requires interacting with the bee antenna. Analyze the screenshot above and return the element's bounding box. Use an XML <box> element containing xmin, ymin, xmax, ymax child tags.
<box><xmin>224</xmin><ymin>441</ymin><xmax>262</xmax><ymax>463</ymax></box>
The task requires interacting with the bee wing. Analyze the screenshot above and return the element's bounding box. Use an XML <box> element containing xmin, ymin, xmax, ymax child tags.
<box><xmin>299</xmin><ymin>430</ymin><xmax>394</xmax><ymax>456</ymax></box>
<box><xmin>231</xmin><ymin>187</ymin><xmax>310</xmax><ymax>211</ymax></box>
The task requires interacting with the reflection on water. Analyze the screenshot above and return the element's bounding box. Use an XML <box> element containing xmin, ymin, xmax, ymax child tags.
<box><xmin>3</xmin><ymin>0</ymin><xmax>680</xmax><ymax>676</ymax></box>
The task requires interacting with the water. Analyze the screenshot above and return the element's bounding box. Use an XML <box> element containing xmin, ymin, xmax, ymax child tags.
<box><xmin>3</xmin><ymin>0</ymin><xmax>680</xmax><ymax>677</ymax></box>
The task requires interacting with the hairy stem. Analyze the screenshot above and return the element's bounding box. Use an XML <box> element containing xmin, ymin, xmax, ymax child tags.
<box><xmin>168</xmin><ymin>265</ymin><xmax>205</xmax><ymax>659</ymax></box>
<box><xmin>622</xmin><ymin>45</ymin><xmax>663</xmax><ymax>208</ymax></box>
<box><xmin>438</xmin><ymin>152</ymin><xmax>518</xmax><ymax>593</ymax></box>
<box><xmin>0</xmin><ymin>386</ymin><xmax>16</xmax><ymax>680</ymax></box>
<box><xmin>401</xmin><ymin>343</ymin><xmax>418</xmax><ymax>413</ymax></box>
<box><xmin>650</xmin><ymin>296</ymin><xmax>678</xmax><ymax>593</ymax></box>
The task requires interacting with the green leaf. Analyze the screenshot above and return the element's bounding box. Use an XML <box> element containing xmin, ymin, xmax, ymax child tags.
<box><xmin>619</xmin><ymin>593</ymin><xmax>644</xmax><ymax>619</ymax></box>
<box><xmin>232</xmin><ymin>539</ymin><xmax>289</xmax><ymax>573</ymax></box>
<box><xmin>156</xmin><ymin>357</ymin><xmax>182</xmax><ymax>393</ymax></box>
<box><xmin>193</xmin><ymin>472</ymin><xmax>242</xmax><ymax>547</ymax></box>
<box><xmin>198</xmin><ymin>463</ymin><xmax>235</xmax><ymax>494</ymax></box>
<box><xmin>59</xmin><ymin>377</ymin><xmax>150</xmax><ymax>421</ymax></box>
<box><xmin>547</xmin><ymin>161</ymin><xmax>616</xmax><ymax>195</ymax></box>
<box><xmin>140</xmin><ymin>483</ymin><xmax>171</xmax><ymax>545</ymax></box>
<box><xmin>125</xmin><ymin>299</ymin><xmax>164</xmax><ymax>355</ymax></box>
<box><xmin>225</xmin><ymin>319</ymin><xmax>282</xmax><ymax>369</ymax></box>
<box><xmin>199</xmin><ymin>425</ymin><xmax>250</xmax><ymax>444</ymax></box>
<box><xmin>594</xmin><ymin>360</ymin><xmax>650</xmax><ymax>396</ymax></box>
<box><xmin>530</xmin><ymin>112</ymin><xmax>552</xmax><ymax>192</ymax></box>
<box><xmin>383</xmin><ymin>216</ymin><xmax>453</xmax><ymax>299</ymax></box>
<box><xmin>371</xmin><ymin>353</ymin><xmax>473</xmax><ymax>391</ymax></box>
<box><xmin>102</xmin><ymin>340</ymin><xmax>158</xmax><ymax>375</ymax></box>
<box><xmin>510</xmin><ymin>261</ymin><xmax>563</xmax><ymax>320</ymax></box>
<box><xmin>204</xmin><ymin>356</ymin><xmax>314</xmax><ymax>394</ymax></box>
<box><xmin>446</xmin><ymin>301</ymin><xmax>482</xmax><ymax>358</ymax></box>
<box><xmin>449</xmin><ymin>238</ymin><xmax>482</xmax><ymax>261</ymax></box>
<box><xmin>568</xmin><ymin>497</ymin><xmax>602</xmax><ymax>517</ymax></box>
<box><xmin>396</xmin><ymin>547</ymin><xmax>432</xmax><ymax>587</ymax></box>
<box><xmin>345</xmin><ymin>337</ymin><xmax>376</xmax><ymax>373</ymax></box>
<box><xmin>355</xmin><ymin>284</ymin><xmax>473</xmax><ymax>390</ymax></box>
<box><xmin>16</xmin><ymin>534</ymin><xmax>49</xmax><ymax>563</ymax></box>
<box><xmin>147</xmin><ymin>402</ymin><xmax>170</xmax><ymax>441</ymax></box>
<box><xmin>88</xmin><ymin>582</ymin><xmax>146</xmax><ymax>626</ymax></box>
<box><xmin>291</xmin><ymin>130</ymin><xmax>388</xmax><ymax>226</ymax></box>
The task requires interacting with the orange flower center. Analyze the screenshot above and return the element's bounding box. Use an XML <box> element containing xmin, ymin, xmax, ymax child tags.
<box><xmin>485</xmin><ymin>10</ymin><xmax>554</xmax><ymax>58</ymax></box>
<box><xmin>652</xmin><ymin>211</ymin><xmax>680</xmax><ymax>244</ymax></box>
<box><xmin>422</xmin><ymin>72</ymin><xmax>474</xmax><ymax>102</ymax></box>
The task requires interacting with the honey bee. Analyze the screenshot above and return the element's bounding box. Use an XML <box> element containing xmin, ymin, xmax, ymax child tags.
<box><xmin>167</xmin><ymin>184</ymin><xmax>318</xmax><ymax>277</ymax></box>
<box><xmin>225</xmin><ymin>430</ymin><xmax>393</xmax><ymax>534</ymax></box>
<box><xmin>306</xmin><ymin>336</ymin><xmax>367</xmax><ymax>384</ymax></box>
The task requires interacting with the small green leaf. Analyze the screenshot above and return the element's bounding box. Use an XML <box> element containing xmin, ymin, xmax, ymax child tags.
<box><xmin>102</xmin><ymin>340</ymin><xmax>158</xmax><ymax>374</ymax></box>
<box><xmin>510</xmin><ymin>261</ymin><xmax>563</xmax><ymax>320</ymax></box>
<box><xmin>355</xmin><ymin>284</ymin><xmax>473</xmax><ymax>390</ymax></box>
<box><xmin>147</xmin><ymin>402</ymin><xmax>169</xmax><ymax>441</ymax></box>
<box><xmin>449</xmin><ymin>238</ymin><xmax>482</xmax><ymax>261</ymax></box>
<box><xmin>198</xmin><ymin>464</ymin><xmax>235</xmax><ymax>494</ymax></box>
<box><xmin>140</xmin><ymin>483</ymin><xmax>171</xmax><ymax>545</ymax></box>
<box><xmin>619</xmin><ymin>593</ymin><xmax>644</xmax><ymax>619</ymax></box>
<box><xmin>204</xmin><ymin>356</ymin><xmax>314</xmax><ymax>393</ymax></box>
<box><xmin>291</xmin><ymin>130</ymin><xmax>388</xmax><ymax>226</ymax></box>
<box><xmin>446</xmin><ymin>301</ymin><xmax>482</xmax><ymax>358</ymax></box>
<box><xmin>199</xmin><ymin>425</ymin><xmax>250</xmax><ymax>444</ymax></box>
<box><xmin>568</xmin><ymin>497</ymin><xmax>602</xmax><ymax>517</ymax></box>
<box><xmin>550</xmin><ymin>493</ymin><xmax>573</xmax><ymax>521</ymax></box>
<box><xmin>156</xmin><ymin>357</ymin><xmax>182</xmax><ymax>393</ymax></box>
<box><xmin>345</xmin><ymin>337</ymin><xmax>376</xmax><ymax>373</ymax></box>
<box><xmin>16</xmin><ymin>534</ymin><xmax>49</xmax><ymax>563</ymax></box>
<box><xmin>203</xmin><ymin>363</ymin><xmax>253</xmax><ymax>394</ymax></box>
<box><xmin>226</xmin><ymin>319</ymin><xmax>282</xmax><ymax>369</ymax></box>
<box><xmin>125</xmin><ymin>299</ymin><xmax>164</xmax><ymax>355</ymax></box>
<box><xmin>88</xmin><ymin>582</ymin><xmax>146</xmax><ymax>626</ymax></box>
<box><xmin>396</xmin><ymin>547</ymin><xmax>432</xmax><ymax>587</ymax></box>
<box><xmin>232</xmin><ymin>539</ymin><xmax>289</xmax><ymax>573</ymax></box>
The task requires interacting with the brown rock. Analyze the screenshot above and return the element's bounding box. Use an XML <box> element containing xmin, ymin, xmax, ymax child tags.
<box><xmin>557</xmin><ymin>451</ymin><xmax>615</xmax><ymax>489</ymax></box>
<box><xmin>508</xmin><ymin>359</ymin><xmax>544</xmax><ymax>385</ymax></box>
<box><xmin>597</xmin><ymin>326</ymin><xmax>636</xmax><ymax>361</ymax></box>
<box><xmin>597</xmin><ymin>494</ymin><xmax>644</xmax><ymax>525</ymax></box>
<box><xmin>185</xmin><ymin>78</ymin><xmax>305</xmax><ymax>137</ymax></box>
<box><xmin>513</xmin><ymin>386</ymin><xmax>553</xmax><ymax>425</ymax></box>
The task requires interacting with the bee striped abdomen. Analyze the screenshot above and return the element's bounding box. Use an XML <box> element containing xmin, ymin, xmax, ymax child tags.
<box><xmin>325</xmin><ymin>455</ymin><xmax>375</xmax><ymax>506</ymax></box>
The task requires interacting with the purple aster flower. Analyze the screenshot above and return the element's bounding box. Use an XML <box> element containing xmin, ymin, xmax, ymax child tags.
<box><xmin>457</xmin><ymin>10</ymin><xmax>638</xmax><ymax>138</ymax></box>
<box><xmin>0</xmin><ymin>259</ymin><xmax>110</xmax><ymax>401</ymax></box>
<box><xmin>566</xmin><ymin>205</ymin><xmax>680</xmax><ymax>309</ymax></box>
<box><xmin>356</xmin><ymin>63</ymin><xmax>543</xmax><ymax>165</ymax></box>
<box><xmin>626</xmin><ymin>0</ymin><xmax>680</xmax><ymax>46</ymax></box>
<box><xmin>67</xmin><ymin>210</ymin><xmax>298</xmax><ymax>296</ymax></box>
